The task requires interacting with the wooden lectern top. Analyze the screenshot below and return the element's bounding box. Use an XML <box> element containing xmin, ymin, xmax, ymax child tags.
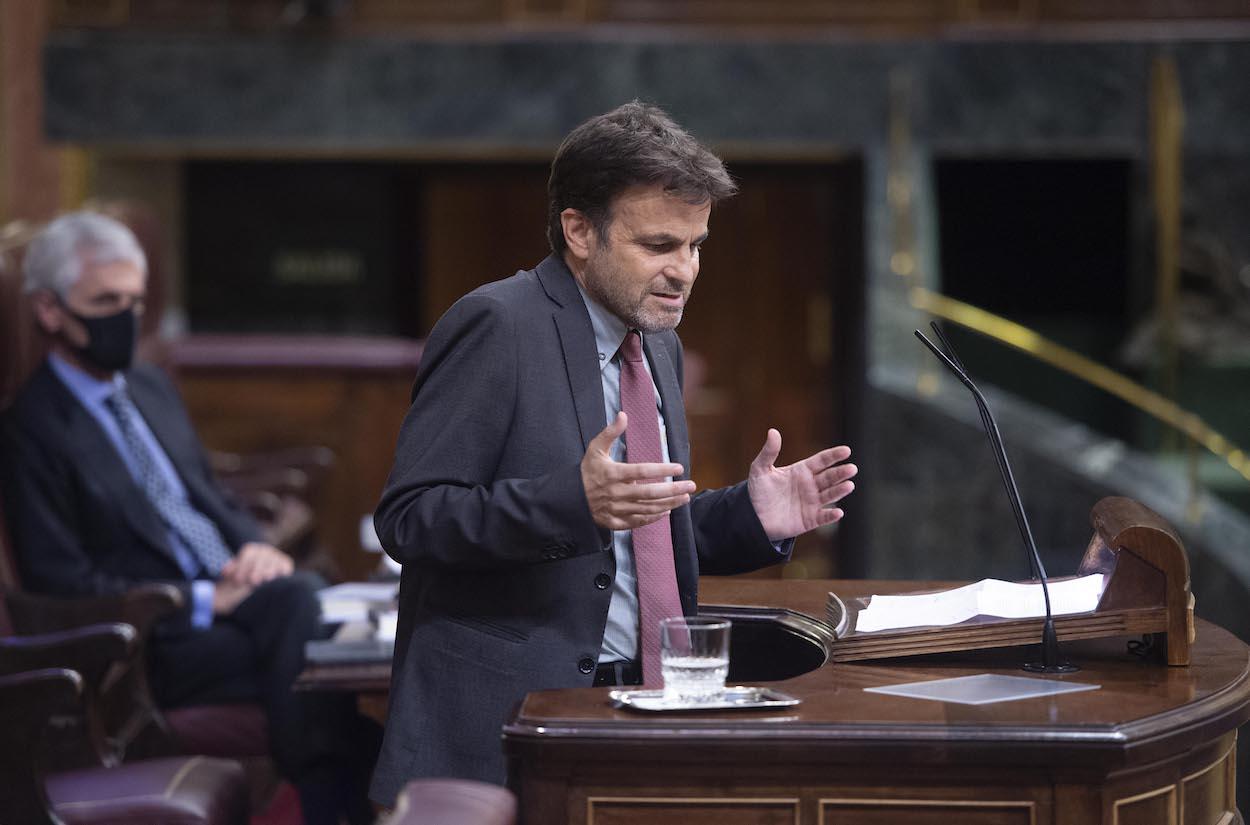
<box><xmin>823</xmin><ymin>497</ymin><xmax>1195</xmax><ymax>666</ymax></box>
<box><xmin>506</xmin><ymin>499</ymin><xmax>1236</xmax><ymax>767</ymax></box>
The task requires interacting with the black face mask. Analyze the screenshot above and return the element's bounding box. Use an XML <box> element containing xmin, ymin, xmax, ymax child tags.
<box><xmin>66</xmin><ymin>306</ymin><xmax>138</xmax><ymax>372</ymax></box>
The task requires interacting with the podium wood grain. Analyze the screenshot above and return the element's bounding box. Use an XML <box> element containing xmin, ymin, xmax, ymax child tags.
<box><xmin>504</xmin><ymin>577</ymin><xmax>1250</xmax><ymax>825</ymax></box>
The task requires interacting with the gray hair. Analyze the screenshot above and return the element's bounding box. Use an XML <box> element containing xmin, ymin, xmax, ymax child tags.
<box><xmin>23</xmin><ymin>211</ymin><xmax>147</xmax><ymax>297</ymax></box>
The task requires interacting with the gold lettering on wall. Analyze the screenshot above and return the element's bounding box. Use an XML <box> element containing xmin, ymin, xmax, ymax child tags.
<box><xmin>270</xmin><ymin>249</ymin><xmax>364</xmax><ymax>286</ymax></box>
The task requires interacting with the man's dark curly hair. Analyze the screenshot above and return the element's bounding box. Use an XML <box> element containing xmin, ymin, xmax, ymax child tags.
<box><xmin>546</xmin><ymin>101</ymin><xmax>737</xmax><ymax>255</ymax></box>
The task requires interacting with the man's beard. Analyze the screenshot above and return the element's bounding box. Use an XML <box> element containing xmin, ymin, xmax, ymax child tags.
<box><xmin>583</xmin><ymin>248</ymin><xmax>687</xmax><ymax>333</ymax></box>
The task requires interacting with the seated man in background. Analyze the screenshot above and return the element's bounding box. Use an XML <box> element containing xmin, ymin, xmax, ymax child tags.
<box><xmin>0</xmin><ymin>211</ymin><xmax>375</xmax><ymax>825</ymax></box>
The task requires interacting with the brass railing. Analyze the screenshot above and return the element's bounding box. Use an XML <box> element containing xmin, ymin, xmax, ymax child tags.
<box><xmin>910</xmin><ymin>286</ymin><xmax>1250</xmax><ymax>490</ymax></box>
<box><xmin>885</xmin><ymin>53</ymin><xmax>1246</xmax><ymax>518</ymax></box>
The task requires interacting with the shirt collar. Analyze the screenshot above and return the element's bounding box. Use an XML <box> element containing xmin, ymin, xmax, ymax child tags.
<box><xmin>48</xmin><ymin>352</ymin><xmax>125</xmax><ymax>407</ymax></box>
<box><xmin>574</xmin><ymin>282</ymin><xmax>631</xmax><ymax>371</ymax></box>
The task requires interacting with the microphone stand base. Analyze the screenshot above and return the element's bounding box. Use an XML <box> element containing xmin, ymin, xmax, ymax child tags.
<box><xmin>1021</xmin><ymin>661</ymin><xmax>1080</xmax><ymax>674</ymax></box>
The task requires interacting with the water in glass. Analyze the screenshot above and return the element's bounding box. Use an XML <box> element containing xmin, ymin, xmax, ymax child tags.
<box><xmin>659</xmin><ymin>616</ymin><xmax>731</xmax><ymax>703</ymax></box>
<box><xmin>661</xmin><ymin>654</ymin><xmax>729</xmax><ymax>702</ymax></box>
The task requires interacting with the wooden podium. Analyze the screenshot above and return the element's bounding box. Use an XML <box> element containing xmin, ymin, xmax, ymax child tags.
<box><xmin>505</xmin><ymin>499</ymin><xmax>1250</xmax><ymax>825</ymax></box>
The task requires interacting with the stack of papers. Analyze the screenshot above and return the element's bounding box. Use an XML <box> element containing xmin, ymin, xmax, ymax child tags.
<box><xmin>318</xmin><ymin>581</ymin><xmax>399</xmax><ymax>624</ymax></box>
<box><xmin>855</xmin><ymin>574</ymin><xmax>1105</xmax><ymax>633</ymax></box>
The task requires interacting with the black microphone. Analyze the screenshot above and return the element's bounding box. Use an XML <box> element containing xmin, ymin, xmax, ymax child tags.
<box><xmin>915</xmin><ymin>323</ymin><xmax>1077</xmax><ymax>673</ymax></box>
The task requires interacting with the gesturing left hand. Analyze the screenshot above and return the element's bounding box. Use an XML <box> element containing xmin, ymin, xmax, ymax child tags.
<box><xmin>747</xmin><ymin>429</ymin><xmax>857</xmax><ymax>542</ymax></box>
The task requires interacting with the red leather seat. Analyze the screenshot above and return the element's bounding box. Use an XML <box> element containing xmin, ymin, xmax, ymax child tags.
<box><xmin>2</xmin><ymin>633</ymin><xmax>248</xmax><ymax>825</ymax></box>
<box><xmin>47</xmin><ymin>755</ymin><xmax>248</xmax><ymax>825</ymax></box>
<box><xmin>164</xmin><ymin>704</ymin><xmax>271</xmax><ymax>758</ymax></box>
<box><xmin>384</xmin><ymin>779</ymin><xmax>517</xmax><ymax>825</ymax></box>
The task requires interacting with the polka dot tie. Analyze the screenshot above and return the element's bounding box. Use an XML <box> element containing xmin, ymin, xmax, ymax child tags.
<box><xmin>104</xmin><ymin>389</ymin><xmax>233</xmax><ymax>577</ymax></box>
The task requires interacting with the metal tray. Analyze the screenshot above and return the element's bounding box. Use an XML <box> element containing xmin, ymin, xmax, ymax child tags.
<box><xmin>609</xmin><ymin>686</ymin><xmax>801</xmax><ymax>712</ymax></box>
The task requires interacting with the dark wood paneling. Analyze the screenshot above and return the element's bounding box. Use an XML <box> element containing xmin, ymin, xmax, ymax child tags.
<box><xmin>1039</xmin><ymin>0</ymin><xmax>1250</xmax><ymax>19</ymax></box>
<box><xmin>1112</xmin><ymin>786</ymin><xmax>1175</xmax><ymax>825</ymax></box>
<box><xmin>819</xmin><ymin>800</ymin><xmax>1035</xmax><ymax>825</ymax></box>
<box><xmin>591</xmin><ymin>0</ymin><xmax>949</xmax><ymax>25</ymax></box>
<box><xmin>1180</xmin><ymin>746</ymin><xmax>1233</xmax><ymax>824</ymax></box>
<box><xmin>1</xmin><ymin>0</ymin><xmax>62</xmax><ymax>224</ymax></box>
<box><xmin>420</xmin><ymin>167</ymin><xmax>550</xmax><ymax>333</ymax></box>
<box><xmin>353</xmin><ymin>0</ymin><xmax>507</xmax><ymax>24</ymax></box>
<box><xmin>171</xmin><ymin>337</ymin><xmax>421</xmax><ymax>581</ymax></box>
<box><xmin>587</xmin><ymin>798</ymin><xmax>798</xmax><ymax>825</ymax></box>
<box><xmin>51</xmin><ymin>0</ymin><xmax>1250</xmax><ymax>29</ymax></box>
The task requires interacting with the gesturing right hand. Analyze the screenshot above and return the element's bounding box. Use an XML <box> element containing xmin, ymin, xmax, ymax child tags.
<box><xmin>581</xmin><ymin>411</ymin><xmax>696</xmax><ymax>531</ymax></box>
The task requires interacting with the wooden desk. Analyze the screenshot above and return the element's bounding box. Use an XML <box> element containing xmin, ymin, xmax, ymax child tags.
<box><xmin>505</xmin><ymin>578</ymin><xmax>1250</xmax><ymax>825</ymax></box>
<box><xmin>294</xmin><ymin>658</ymin><xmax>390</xmax><ymax>695</ymax></box>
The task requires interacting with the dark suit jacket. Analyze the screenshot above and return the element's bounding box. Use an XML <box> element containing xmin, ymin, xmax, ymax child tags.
<box><xmin>370</xmin><ymin>255</ymin><xmax>786</xmax><ymax>798</ymax></box>
<box><xmin>0</xmin><ymin>360</ymin><xmax>261</xmax><ymax>632</ymax></box>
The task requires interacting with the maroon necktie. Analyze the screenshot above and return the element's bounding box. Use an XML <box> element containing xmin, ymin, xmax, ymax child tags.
<box><xmin>618</xmin><ymin>330</ymin><xmax>684</xmax><ymax>687</ymax></box>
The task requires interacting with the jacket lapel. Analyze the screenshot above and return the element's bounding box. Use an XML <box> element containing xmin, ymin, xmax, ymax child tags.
<box><xmin>539</xmin><ymin>257</ymin><xmax>607</xmax><ymax>451</ymax></box>
<box><xmin>644</xmin><ymin>336</ymin><xmax>690</xmax><ymax>478</ymax></box>
<box><xmin>44</xmin><ymin>370</ymin><xmax>173</xmax><ymax>559</ymax></box>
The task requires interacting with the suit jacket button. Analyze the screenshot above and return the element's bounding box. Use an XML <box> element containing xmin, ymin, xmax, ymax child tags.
<box><xmin>594</xmin><ymin>573</ymin><xmax>611</xmax><ymax>589</ymax></box>
<box><xmin>578</xmin><ymin>657</ymin><xmax>595</xmax><ymax>674</ymax></box>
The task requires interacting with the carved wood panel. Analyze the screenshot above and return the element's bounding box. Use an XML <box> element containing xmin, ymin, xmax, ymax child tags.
<box><xmin>587</xmin><ymin>797</ymin><xmax>799</xmax><ymax>825</ymax></box>
<box><xmin>819</xmin><ymin>798</ymin><xmax>1036</xmax><ymax>825</ymax></box>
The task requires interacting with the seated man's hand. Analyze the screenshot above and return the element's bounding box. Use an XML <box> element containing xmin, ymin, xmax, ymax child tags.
<box><xmin>581</xmin><ymin>412</ymin><xmax>696</xmax><ymax>531</ymax></box>
<box><xmin>222</xmin><ymin>542</ymin><xmax>294</xmax><ymax>587</ymax></box>
<box><xmin>212</xmin><ymin>577</ymin><xmax>254</xmax><ymax>615</ymax></box>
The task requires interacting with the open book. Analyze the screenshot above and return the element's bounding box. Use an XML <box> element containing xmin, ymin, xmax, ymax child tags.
<box><xmin>852</xmin><ymin>574</ymin><xmax>1105</xmax><ymax>634</ymax></box>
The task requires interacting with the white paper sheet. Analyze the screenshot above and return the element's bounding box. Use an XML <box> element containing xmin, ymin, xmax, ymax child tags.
<box><xmin>864</xmin><ymin>673</ymin><xmax>1100</xmax><ymax>705</ymax></box>
<box><xmin>854</xmin><ymin>574</ymin><xmax>1104</xmax><ymax>633</ymax></box>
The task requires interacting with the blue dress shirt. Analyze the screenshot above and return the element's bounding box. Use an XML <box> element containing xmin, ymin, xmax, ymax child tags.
<box><xmin>48</xmin><ymin>355</ymin><xmax>217</xmax><ymax>628</ymax></box>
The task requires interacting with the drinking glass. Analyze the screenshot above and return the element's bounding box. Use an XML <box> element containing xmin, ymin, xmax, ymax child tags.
<box><xmin>659</xmin><ymin>616</ymin><xmax>730</xmax><ymax>703</ymax></box>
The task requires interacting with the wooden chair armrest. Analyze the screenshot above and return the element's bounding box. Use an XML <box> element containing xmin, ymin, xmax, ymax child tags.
<box><xmin>211</xmin><ymin>445</ymin><xmax>335</xmax><ymax>487</ymax></box>
<box><xmin>0</xmin><ymin>624</ymin><xmax>137</xmax><ymax>768</ymax></box>
<box><xmin>4</xmin><ymin>588</ymin><xmax>187</xmax><ymax>761</ymax></box>
<box><xmin>220</xmin><ymin>466</ymin><xmax>310</xmax><ymax>497</ymax></box>
<box><xmin>239</xmin><ymin>492</ymin><xmax>316</xmax><ymax>557</ymax></box>
<box><xmin>6</xmin><ymin>584</ymin><xmax>184</xmax><ymax>637</ymax></box>
<box><xmin>0</xmin><ymin>622</ymin><xmax>136</xmax><ymax>686</ymax></box>
<box><xmin>0</xmin><ymin>668</ymin><xmax>85</xmax><ymax>825</ymax></box>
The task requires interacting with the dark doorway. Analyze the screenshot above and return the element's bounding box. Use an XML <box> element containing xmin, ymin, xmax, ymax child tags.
<box><xmin>186</xmin><ymin>160</ymin><xmax>422</xmax><ymax>336</ymax></box>
<box><xmin>935</xmin><ymin>158</ymin><xmax>1135</xmax><ymax>441</ymax></box>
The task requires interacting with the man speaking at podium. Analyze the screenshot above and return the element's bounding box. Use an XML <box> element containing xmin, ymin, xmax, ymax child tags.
<box><xmin>370</xmin><ymin>101</ymin><xmax>858</xmax><ymax>799</ymax></box>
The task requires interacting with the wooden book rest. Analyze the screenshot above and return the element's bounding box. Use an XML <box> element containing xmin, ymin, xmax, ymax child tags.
<box><xmin>827</xmin><ymin>497</ymin><xmax>1195</xmax><ymax>666</ymax></box>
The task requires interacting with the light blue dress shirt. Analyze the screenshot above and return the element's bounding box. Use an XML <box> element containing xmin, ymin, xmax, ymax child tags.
<box><xmin>48</xmin><ymin>355</ymin><xmax>217</xmax><ymax>628</ymax></box>
<box><xmin>574</xmin><ymin>287</ymin><xmax>672</xmax><ymax>663</ymax></box>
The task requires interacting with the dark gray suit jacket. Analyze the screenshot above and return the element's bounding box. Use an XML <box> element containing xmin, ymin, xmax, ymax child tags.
<box><xmin>369</xmin><ymin>256</ymin><xmax>785</xmax><ymax>799</ymax></box>
<box><xmin>0</xmin><ymin>361</ymin><xmax>260</xmax><ymax>633</ymax></box>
